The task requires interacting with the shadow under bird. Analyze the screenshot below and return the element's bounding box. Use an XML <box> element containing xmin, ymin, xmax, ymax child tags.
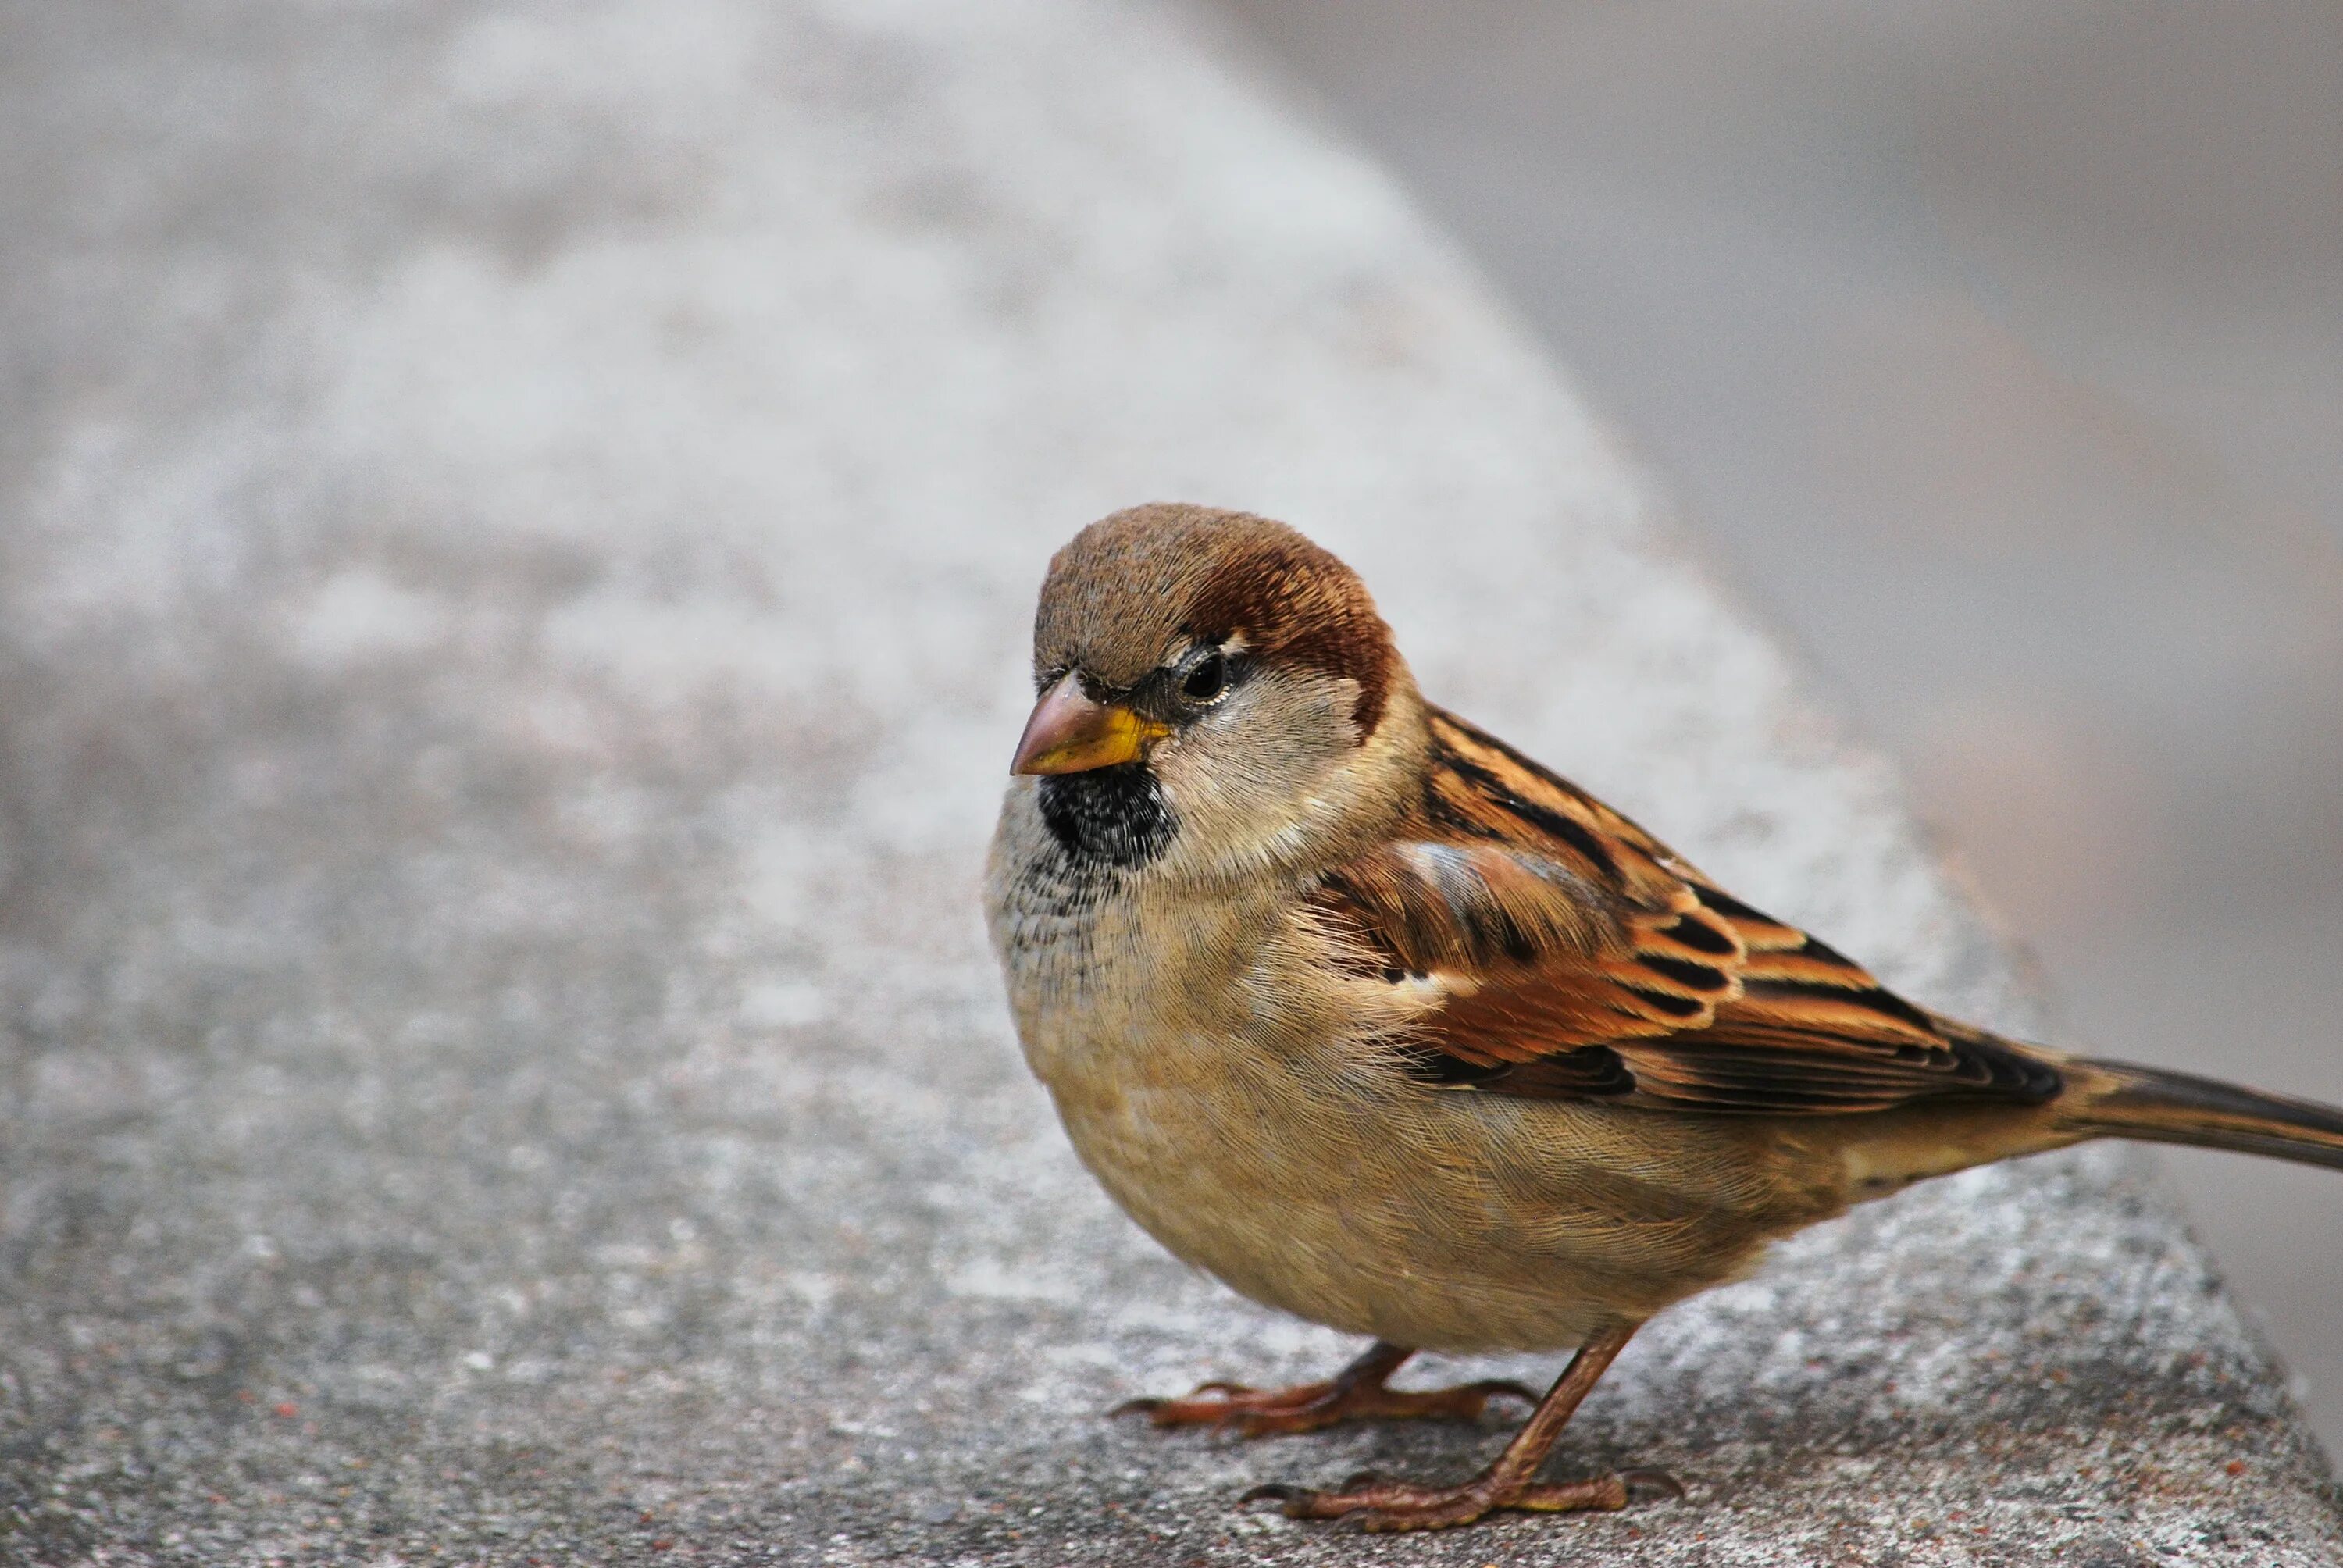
<box><xmin>982</xmin><ymin>504</ymin><xmax>2343</xmax><ymax>1533</ymax></box>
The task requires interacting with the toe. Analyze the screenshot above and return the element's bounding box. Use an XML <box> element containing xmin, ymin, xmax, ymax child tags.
<box><xmin>1511</xmin><ymin>1474</ymin><xmax>1631</xmax><ymax>1513</ymax></box>
<box><xmin>1355</xmin><ymin>1498</ymin><xmax>1489</xmax><ymax>1533</ymax></box>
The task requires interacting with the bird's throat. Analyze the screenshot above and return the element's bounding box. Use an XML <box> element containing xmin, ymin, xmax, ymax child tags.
<box><xmin>1036</xmin><ymin>766</ymin><xmax>1175</xmax><ymax>868</ymax></box>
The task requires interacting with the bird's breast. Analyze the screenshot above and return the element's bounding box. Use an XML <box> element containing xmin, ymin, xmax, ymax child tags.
<box><xmin>983</xmin><ymin>793</ymin><xmax>1846</xmax><ymax>1352</ymax></box>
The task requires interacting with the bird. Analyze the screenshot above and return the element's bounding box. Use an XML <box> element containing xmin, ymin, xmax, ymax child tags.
<box><xmin>981</xmin><ymin>502</ymin><xmax>2343</xmax><ymax>1534</ymax></box>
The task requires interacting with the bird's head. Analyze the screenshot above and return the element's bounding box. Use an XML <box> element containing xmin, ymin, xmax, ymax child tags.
<box><xmin>1011</xmin><ymin>504</ymin><xmax>1422</xmax><ymax>880</ymax></box>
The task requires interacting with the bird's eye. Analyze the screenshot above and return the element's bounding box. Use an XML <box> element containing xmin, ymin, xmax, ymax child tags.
<box><xmin>1179</xmin><ymin>649</ymin><xmax>1229</xmax><ymax>704</ymax></box>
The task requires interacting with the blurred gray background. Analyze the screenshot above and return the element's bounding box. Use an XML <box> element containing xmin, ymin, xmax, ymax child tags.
<box><xmin>1212</xmin><ymin>0</ymin><xmax>2343</xmax><ymax>1451</ymax></box>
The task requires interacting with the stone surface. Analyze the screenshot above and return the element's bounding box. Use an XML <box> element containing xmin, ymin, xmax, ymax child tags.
<box><xmin>0</xmin><ymin>2</ymin><xmax>2335</xmax><ymax>1564</ymax></box>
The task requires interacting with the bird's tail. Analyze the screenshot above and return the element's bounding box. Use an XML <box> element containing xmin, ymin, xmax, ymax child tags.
<box><xmin>2059</xmin><ymin>1057</ymin><xmax>2343</xmax><ymax>1173</ymax></box>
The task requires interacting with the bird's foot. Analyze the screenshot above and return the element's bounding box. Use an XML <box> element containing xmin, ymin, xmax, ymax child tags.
<box><xmin>1114</xmin><ymin>1374</ymin><xmax>1536</xmax><ymax>1438</ymax></box>
<box><xmin>1243</xmin><ymin>1466</ymin><xmax>1681</xmax><ymax>1533</ymax></box>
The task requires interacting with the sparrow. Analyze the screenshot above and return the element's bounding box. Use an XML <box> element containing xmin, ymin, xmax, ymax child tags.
<box><xmin>982</xmin><ymin>503</ymin><xmax>2343</xmax><ymax>1533</ymax></box>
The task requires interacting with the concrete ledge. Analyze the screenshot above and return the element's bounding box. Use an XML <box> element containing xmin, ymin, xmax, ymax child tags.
<box><xmin>2</xmin><ymin>1</ymin><xmax>2335</xmax><ymax>1563</ymax></box>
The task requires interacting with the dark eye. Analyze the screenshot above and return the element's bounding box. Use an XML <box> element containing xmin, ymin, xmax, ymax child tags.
<box><xmin>1179</xmin><ymin>649</ymin><xmax>1229</xmax><ymax>704</ymax></box>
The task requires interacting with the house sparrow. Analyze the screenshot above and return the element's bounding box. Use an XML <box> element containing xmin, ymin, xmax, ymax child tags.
<box><xmin>982</xmin><ymin>503</ymin><xmax>2343</xmax><ymax>1533</ymax></box>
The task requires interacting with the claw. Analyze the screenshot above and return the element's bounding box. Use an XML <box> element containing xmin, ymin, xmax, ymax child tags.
<box><xmin>1470</xmin><ymin>1378</ymin><xmax>1540</xmax><ymax>1406</ymax></box>
<box><xmin>1620</xmin><ymin>1466</ymin><xmax>1686</xmax><ymax>1500</ymax></box>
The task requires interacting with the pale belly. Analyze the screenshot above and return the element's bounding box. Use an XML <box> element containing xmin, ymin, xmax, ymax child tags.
<box><xmin>1037</xmin><ymin>1021</ymin><xmax>1846</xmax><ymax>1354</ymax></box>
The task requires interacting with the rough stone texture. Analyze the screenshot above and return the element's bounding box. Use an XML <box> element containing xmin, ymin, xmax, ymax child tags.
<box><xmin>0</xmin><ymin>1</ymin><xmax>2334</xmax><ymax>1564</ymax></box>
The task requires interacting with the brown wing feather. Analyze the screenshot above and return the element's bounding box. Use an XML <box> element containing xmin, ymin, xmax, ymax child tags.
<box><xmin>1315</xmin><ymin>709</ymin><xmax>2060</xmax><ymax>1114</ymax></box>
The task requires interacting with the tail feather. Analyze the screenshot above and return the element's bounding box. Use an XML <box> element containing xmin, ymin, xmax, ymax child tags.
<box><xmin>2065</xmin><ymin>1057</ymin><xmax>2343</xmax><ymax>1173</ymax></box>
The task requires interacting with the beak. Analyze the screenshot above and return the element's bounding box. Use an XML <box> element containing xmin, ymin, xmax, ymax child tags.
<box><xmin>1010</xmin><ymin>672</ymin><xmax>1167</xmax><ymax>775</ymax></box>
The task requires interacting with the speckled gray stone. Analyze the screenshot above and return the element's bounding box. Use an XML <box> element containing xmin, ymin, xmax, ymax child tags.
<box><xmin>1</xmin><ymin>2</ymin><xmax>2336</xmax><ymax>1565</ymax></box>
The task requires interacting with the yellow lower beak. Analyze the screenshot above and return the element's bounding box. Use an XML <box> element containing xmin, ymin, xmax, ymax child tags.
<box><xmin>1010</xmin><ymin>672</ymin><xmax>1168</xmax><ymax>775</ymax></box>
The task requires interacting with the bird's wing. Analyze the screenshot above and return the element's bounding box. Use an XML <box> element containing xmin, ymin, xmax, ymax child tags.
<box><xmin>1312</xmin><ymin>707</ymin><xmax>2059</xmax><ymax>1113</ymax></box>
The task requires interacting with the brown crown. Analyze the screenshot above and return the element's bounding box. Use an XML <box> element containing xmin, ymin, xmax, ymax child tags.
<box><xmin>1034</xmin><ymin>503</ymin><xmax>1394</xmax><ymax>737</ymax></box>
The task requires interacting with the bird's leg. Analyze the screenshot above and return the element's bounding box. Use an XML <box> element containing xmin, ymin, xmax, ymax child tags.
<box><xmin>1243</xmin><ymin>1323</ymin><xmax>1678</xmax><ymax>1531</ymax></box>
<box><xmin>1114</xmin><ymin>1339</ymin><xmax>1538</xmax><ymax>1438</ymax></box>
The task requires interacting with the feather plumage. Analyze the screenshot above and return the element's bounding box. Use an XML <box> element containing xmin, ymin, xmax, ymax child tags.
<box><xmin>1314</xmin><ymin>709</ymin><xmax>2063</xmax><ymax>1114</ymax></box>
